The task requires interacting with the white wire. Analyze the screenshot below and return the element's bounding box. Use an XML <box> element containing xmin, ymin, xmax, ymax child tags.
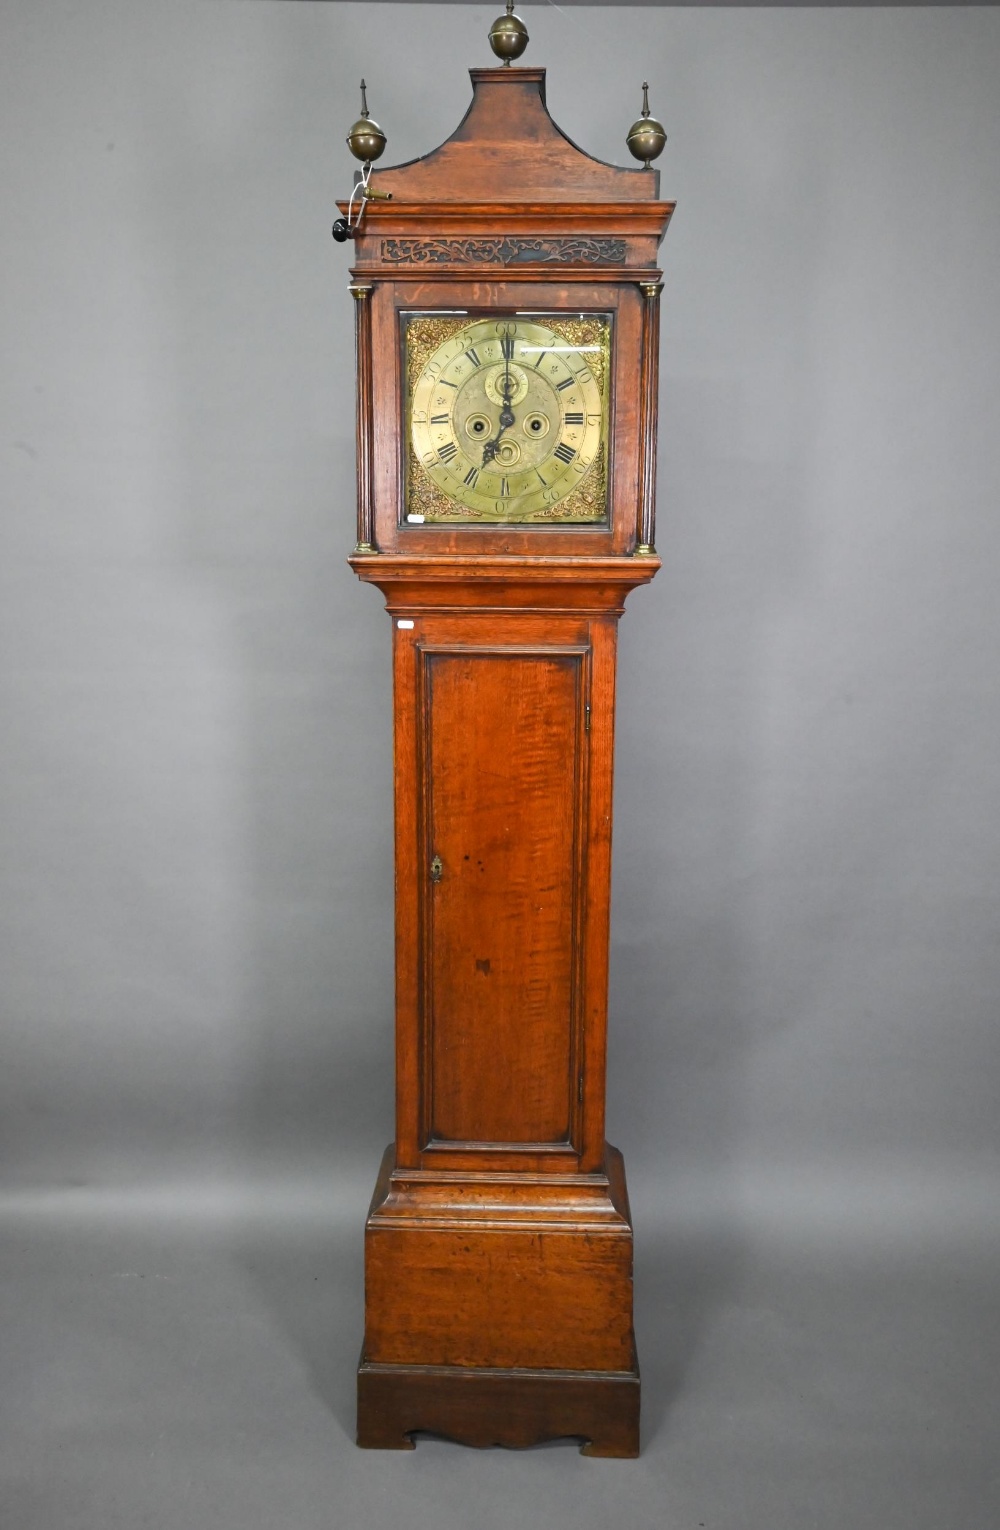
<box><xmin>347</xmin><ymin>163</ymin><xmax>372</xmax><ymax>231</ymax></box>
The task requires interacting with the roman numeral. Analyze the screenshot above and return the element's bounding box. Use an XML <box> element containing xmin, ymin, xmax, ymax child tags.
<box><xmin>554</xmin><ymin>443</ymin><xmax>576</xmax><ymax>464</ymax></box>
<box><xmin>564</xmin><ymin>412</ymin><xmax>584</xmax><ymax>425</ymax></box>
<box><xmin>464</xmin><ymin>348</ymin><xmax>481</xmax><ymax>368</ymax></box>
<box><xmin>439</xmin><ymin>380</ymin><xmax>458</xmax><ymax>389</ymax></box>
<box><xmin>500</xmin><ymin>335</ymin><xmax>514</xmax><ymax>360</ymax></box>
<box><xmin>500</xmin><ymin>477</ymin><xmax>509</xmax><ymax>496</ymax></box>
<box><xmin>555</xmin><ymin>377</ymin><xmax>574</xmax><ymax>392</ymax></box>
<box><xmin>463</xmin><ymin>466</ymin><xmax>479</xmax><ymax>487</ymax></box>
<box><xmin>533</xmin><ymin>351</ymin><xmax>547</xmax><ymax>370</ymax></box>
<box><xmin>430</xmin><ymin>413</ymin><xmax>450</xmax><ymax>424</ymax></box>
<box><xmin>437</xmin><ymin>442</ymin><xmax>457</xmax><ymax>463</ymax></box>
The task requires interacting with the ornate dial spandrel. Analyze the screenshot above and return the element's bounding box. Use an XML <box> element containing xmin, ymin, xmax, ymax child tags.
<box><xmin>403</xmin><ymin>313</ymin><xmax>611</xmax><ymax>526</ymax></box>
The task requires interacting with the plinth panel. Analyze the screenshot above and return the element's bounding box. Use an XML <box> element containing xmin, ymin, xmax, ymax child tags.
<box><xmin>364</xmin><ymin>1221</ymin><xmax>634</xmax><ymax>1372</ymax></box>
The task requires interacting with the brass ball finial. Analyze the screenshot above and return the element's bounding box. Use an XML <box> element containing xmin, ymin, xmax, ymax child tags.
<box><xmin>626</xmin><ymin>82</ymin><xmax>666</xmax><ymax>169</ymax></box>
<box><xmin>488</xmin><ymin>0</ymin><xmax>529</xmax><ymax>66</ymax></box>
<box><xmin>346</xmin><ymin>79</ymin><xmax>387</xmax><ymax>164</ymax></box>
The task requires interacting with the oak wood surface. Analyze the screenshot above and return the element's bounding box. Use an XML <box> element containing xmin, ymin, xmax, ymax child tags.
<box><xmin>357</xmin><ymin>1359</ymin><xmax>640</xmax><ymax>1457</ymax></box>
<box><xmin>350</xmin><ymin>284</ymin><xmax>374</xmax><ymax>549</ymax></box>
<box><xmin>424</xmin><ymin>647</ymin><xmax>585</xmax><ymax>1147</ymax></box>
<box><xmin>362</xmin><ymin>1144</ymin><xmax>638</xmax><ymax>1374</ymax></box>
<box><xmin>381</xmin><ymin>605</ymin><xmax>626</xmax><ymax>1176</ymax></box>
<box><xmin>345</xmin><ymin>51</ymin><xmax>671</xmax><ymax>1456</ymax></box>
<box><xmin>369</xmin><ymin>69</ymin><xmax>660</xmax><ymax>205</ymax></box>
<box><xmin>363</xmin><ymin>278</ymin><xmax>649</xmax><ymax>559</ymax></box>
<box><xmin>345</xmin><ymin>201</ymin><xmax>673</xmax><ymax>283</ymax></box>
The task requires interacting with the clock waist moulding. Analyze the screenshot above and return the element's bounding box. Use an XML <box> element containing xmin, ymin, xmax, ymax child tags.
<box><xmin>337</xmin><ymin>55</ymin><xmax>673</xmax><ymax>1456</ymax></box>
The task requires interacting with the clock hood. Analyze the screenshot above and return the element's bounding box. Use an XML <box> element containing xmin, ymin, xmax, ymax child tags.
<box><xmin>368</xmin><ymin>67</ymin><xmax>662</xmax><ymax>205</ymax></box>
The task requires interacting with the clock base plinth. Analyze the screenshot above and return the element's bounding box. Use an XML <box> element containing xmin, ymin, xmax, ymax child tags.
<box><xmin>357</xmin><ymin>1358</ymin><xmax>640</xmax><ymax>1457</ymax></box>
<box><xmin>357</xmin><ymin>1143</ymin><xmax>640</xmax><ymax>1455</ymax></box>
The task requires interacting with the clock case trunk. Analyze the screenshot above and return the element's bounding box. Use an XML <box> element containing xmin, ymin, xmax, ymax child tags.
<box><xmin>343</xmin><ymin>66</ymin><xmax>673</xmax><ymax>1456</ymax></box>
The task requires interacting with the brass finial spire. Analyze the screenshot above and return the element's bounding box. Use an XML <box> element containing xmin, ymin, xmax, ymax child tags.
<box><xmin>346</xmin><ymin>78</ymin><xmax>387</xmax><ymax>165</ymax></box>
<box><xmin>626</xmin><ymin>81</ymin><xmax>666</xmax><ymax>169</ymax></box>
<box><xmin>488</xmin><ymin>0</ymin><xmax>529</xmax><ymax>66</ymax></box>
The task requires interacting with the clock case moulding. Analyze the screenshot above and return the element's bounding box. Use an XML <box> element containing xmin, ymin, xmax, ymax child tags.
<box><xmin>342</xmin><ymin>64</ymin><xmax>673</xmax><ymax>1457</ymax></box>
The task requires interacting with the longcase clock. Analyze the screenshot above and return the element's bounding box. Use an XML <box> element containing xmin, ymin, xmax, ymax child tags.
<box><xmin>334</xmin><ymin>19</ymin><xmax>672</xmax><ymax>1456</ymax></box>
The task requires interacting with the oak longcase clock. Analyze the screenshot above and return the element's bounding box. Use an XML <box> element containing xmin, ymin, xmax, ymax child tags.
<box><xmin>334</xmin><ymin>15</ymin><xmax>672</xmax><ymax>1456</ymax></box>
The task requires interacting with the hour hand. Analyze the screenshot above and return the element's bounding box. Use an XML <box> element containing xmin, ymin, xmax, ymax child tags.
<box><xmin>482</xmin><ymin>423</ymin><xmax>508</xmax><ymax>466</ymax></box>
<box><xmin>482</xmin><ymin>402</ymin><xmax>516</xmax><ymax>465</ymax></box>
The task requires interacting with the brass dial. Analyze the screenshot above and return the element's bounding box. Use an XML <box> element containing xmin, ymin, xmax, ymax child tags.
<box><xmin>406</xmin><ymin>314</ymin><xmax>610</xmax><ymax>524</ymax></box>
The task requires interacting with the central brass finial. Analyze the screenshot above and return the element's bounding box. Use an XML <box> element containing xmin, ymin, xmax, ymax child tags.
<box><xmin>488</xmin><ymin>0</ymin><xmax>529</xmax><ymax>66</ymax></box>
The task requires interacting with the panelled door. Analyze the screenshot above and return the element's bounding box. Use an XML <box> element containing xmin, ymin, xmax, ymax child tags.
<box><xmin>418</xmin><ymin>639</ymin><xmax>591</xmax><ymax>1155</ymax></box>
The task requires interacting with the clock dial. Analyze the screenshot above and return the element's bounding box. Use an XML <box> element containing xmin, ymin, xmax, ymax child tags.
<box><xmin>405</xmin><ymin>314</ymin><xmax>610</xmax><ymax>524</ymax></box>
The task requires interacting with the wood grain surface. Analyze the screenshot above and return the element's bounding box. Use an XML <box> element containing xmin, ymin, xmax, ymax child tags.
<box><xmin>369</xmin><ymin>69</ymin><xmax>661</xmax><ymax>205</ymax></box>
<box><xmin>424</xmin><ymin>648</ymin><xmax>584</xmax><ymax>1146</ymax></box>
<box><xmin>345</xmin><ymin>55</ymin><xmax>670</xmax><ymax>1454</ymax></box>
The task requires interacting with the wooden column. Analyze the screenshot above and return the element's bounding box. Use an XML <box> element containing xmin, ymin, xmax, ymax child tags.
<box><xmin>636</xmin><ymin>281</ymin><xmax>663</xmax><ymax>555</ymax></box>
<box><xmin>351</xmin><ymin>282</ymin><xmax>375</xmax><ymax>553</ymax></box>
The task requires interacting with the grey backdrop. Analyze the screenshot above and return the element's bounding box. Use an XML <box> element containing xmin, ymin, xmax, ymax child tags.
<box><xmin>1</xmin><ymin>4</ymin><xmax>998</xmax><ymax>1528</ymax></box>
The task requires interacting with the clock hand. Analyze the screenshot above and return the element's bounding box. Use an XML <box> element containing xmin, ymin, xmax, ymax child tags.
<box><xmin>482</xmin><ymin>401</ymin><xmax>517</xmax><ymax>465</ymax></box>
<box><xmin>483</xmin><ymin>366</ymin><xmax>517</xmax><ymax>464</ymax></box>
<box><xmin>483</xmin><ymin>350</ymin><xmax>519</xmax><ymax>462</ymax></box>
<box><xmin>482</xmin><ymin>424</ymin><xmax>508</xmax><ymax>466</ymax></box>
